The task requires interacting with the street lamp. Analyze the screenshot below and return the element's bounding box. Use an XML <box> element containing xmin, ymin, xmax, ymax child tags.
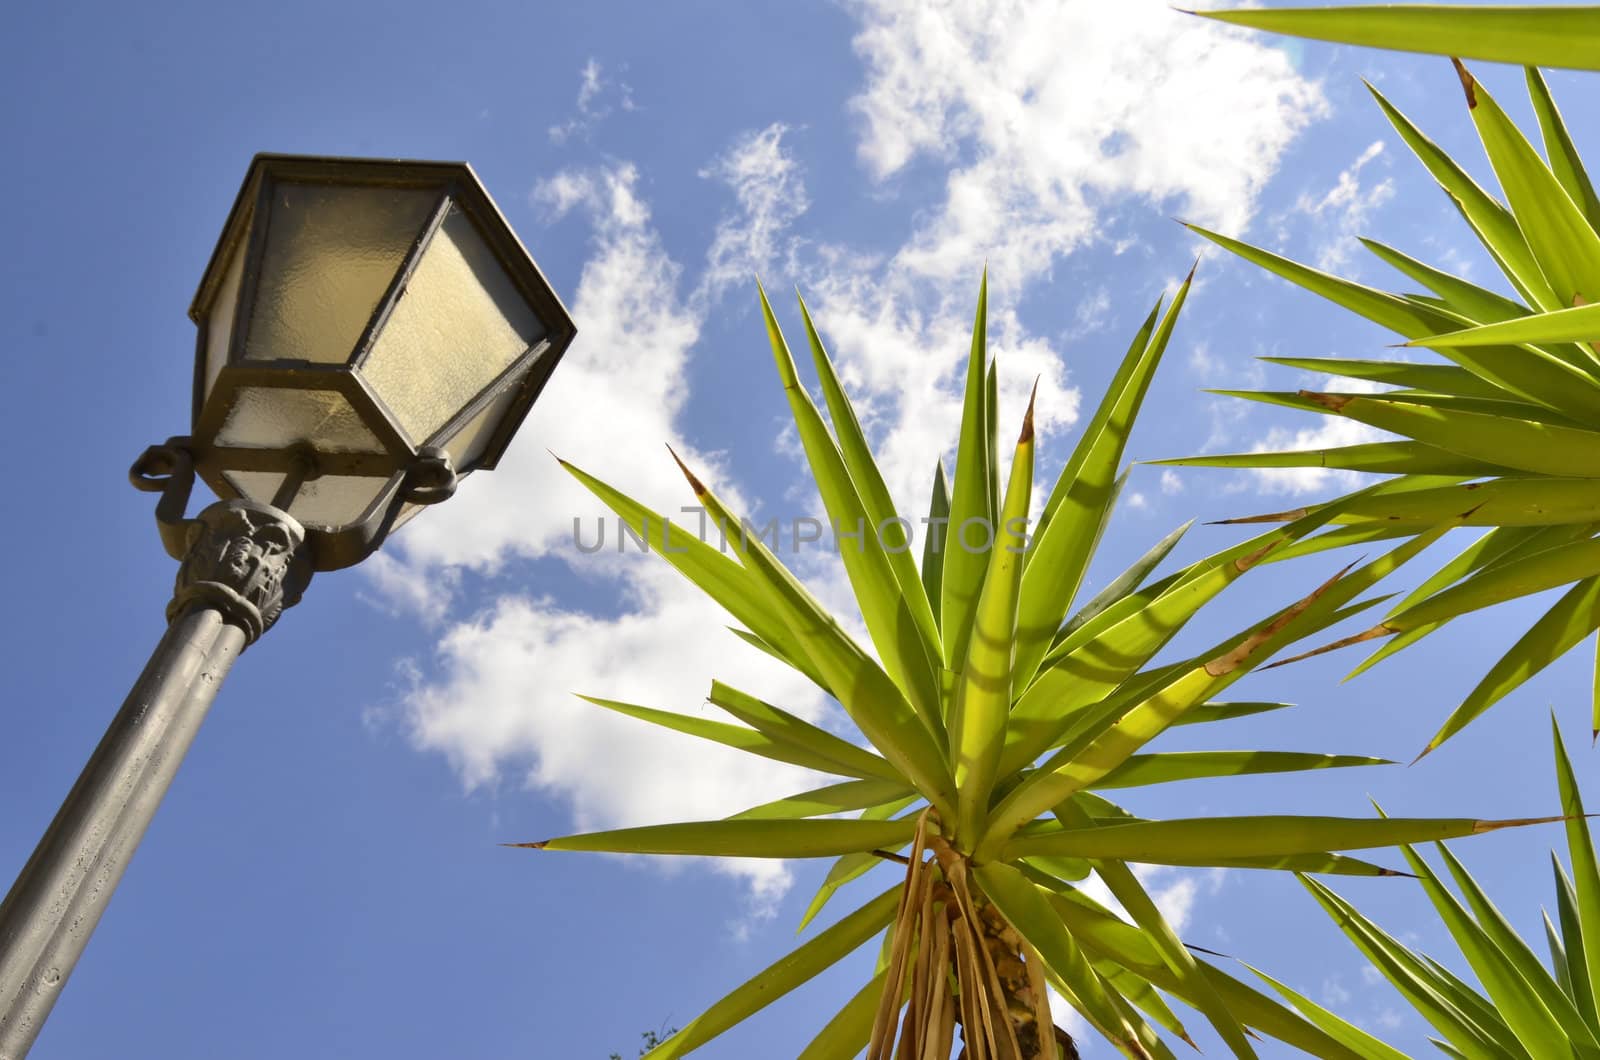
<box><xmin>0</xmin><ymin>154</ymin><xmax>576</xmax><ymax>1055</ymax></box>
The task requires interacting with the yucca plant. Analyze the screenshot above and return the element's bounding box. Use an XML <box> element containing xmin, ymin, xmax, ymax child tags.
<box><xmin>1160</xmin><ymin>34</ymin><xmax>1600</xmax><ymax>756</ymax></box>
<box><xmin>1301</xmin><ymin>718</ymin><xmax>1600</xmax><ymax>1058</ymax></box>
<box><xmin>523</xmin><ymin>274</ymin><xmax>1557</xmax><ymax>1058</ymax></box>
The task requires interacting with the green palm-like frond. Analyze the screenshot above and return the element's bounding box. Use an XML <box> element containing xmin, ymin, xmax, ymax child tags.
<box><xmin>1301</xmin><ymin>720</ymin><xmax>1600</xmax><ymax>1058</ymax></box>
<box><xmin>532</xmin><ymin>279</ymin><xmax>1549</xmax><ymax>1058</ymax></box>
<box><xmin>1190</xmin><ymin>5</ymin><xmax>1600</xmax><ymax>71</ymax></box>
<box><xmin>1165</xmin><ymin>60</ymin><xmax>1600</xmax><ymax>755</ymax></box>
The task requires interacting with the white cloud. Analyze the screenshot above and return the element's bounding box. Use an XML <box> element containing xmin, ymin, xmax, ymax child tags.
<box><xmin>375</xmin><ymin>160</ymin><xmax>828</xmax><ymax>906</ymax></box>
<box><xmin>1188</xmin><ymin>341</ymin><xmax>1219</xmax><ymax>379</ymax></box>
<box><xmin>1322</xmin><ymin>976</ymin><xmax>1352</xmax><ymax>1006</ymax></box>
<box><xmin>358</xmin><ymin>551</ymin><xmax>457</xmax><ymax>626</ymax></box>
<box><xmin>803</xmin><ymin>0</ymin><xmax>1325</xmax><ymax>524</ymax></box>
<box><xmin>698</xmin><ymin>123</ymin><xmax>811</xmax><ymax>303</ymax></box>
<box><xmin>1077</xmin><ymin>865</ymin><xmax>1225</xmax><ymax>938</ymax></box>
<box><xmin>796</xmin><ymin>0</ymin><xmax>1326</xmax><ymax>520</ymax></box>
<box><xmin>1297</xmin><ymin>140</ymin><xmax>1395</xmax><ymax>272</ymax></box>
<box><xmin>848</xmin><ymin>0</ymin><xmax>1325</xmax><ymax>284</ymax></box>
<box><xmin>549</xmin><ymin>59</ymin><xmax>636</xmax><ymax>144</ymax></box>
<box><xmin>576</xmin><ymin>59</ymin><xmax>604</xmax><ymax>112</ymax></box>
<box><xmin>1247</xmin><ymin>376</ymin><xmax>1388</xmax><ymax>496</ymax></box>
<box><xmin>1159</xmin><ymin>469</ymin><xmax>1185</xmax><ymax>496</ymax></box>
<box><xmin>1189</xmin><ymin>340</ymin><xmax>1266</xmax><ymax>391</ymax></box>
<box><xmin>402</xmin><ymin>581</ymin><xmax>824</xmax><ymax>907</ymax></box>
<box><xmin>1073</xmin><ymin>287</ymin><xmax>1113</xmax><ymax>333</ymax></box>
<box><xmin>1248</xmin><ymin>414</ymin><xmax>1386</xmax><ymax>496</ymax></box>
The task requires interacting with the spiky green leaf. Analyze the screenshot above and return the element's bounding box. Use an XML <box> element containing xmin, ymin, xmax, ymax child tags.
<box><xmin>1192</xmin><ymin>6</ymin><xmax>1600</xmax><ymax>72</ymax></box>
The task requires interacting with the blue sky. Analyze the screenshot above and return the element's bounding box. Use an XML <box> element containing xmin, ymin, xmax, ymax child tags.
<box><xmin>3</xmin><ymin>2</ymin><xmax>1597</xmax><ymax>1057</ymax></box>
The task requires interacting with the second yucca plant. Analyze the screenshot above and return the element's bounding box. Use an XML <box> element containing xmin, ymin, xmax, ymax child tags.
<box><xmin>528</xmin><ymin>274</ymin><xmax>1555</xmax><ymax>1058</ymax></box>
<box><xmin>1167</xmin><ymin>13</ymin><xmax>1600</xmax><ymax>757</ymax></box>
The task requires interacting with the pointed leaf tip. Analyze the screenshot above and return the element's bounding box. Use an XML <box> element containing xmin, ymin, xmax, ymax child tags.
<box><xmin>1473</xmin><ymin>814</ymin><xmax>1580</xmax><ymax>834</ymax></box>
<box><xmin>1233</xmin><ymin>535</ymin><xmax>1288</xmax><ymax>574</ymax></box>
<box><xmin>1210</xmin><ymin>504</ymin><xmax>1310</xmax><ymax>526</ymax></box>
<box><xmin>1451</xmin><ymin>57</ymin><xmax>1477</xmax><ymax>109</ymax></box>
<box><xmin>1019</xmin><ymin>378</ymin><xmax>1039</xmax><ymax>444</ymax></box>
<box><xmin>1205</xmin><ymin>561</ymin><xmax>1356</xmax><ymax>677</ymax></box>
<box><xmin>1263</xmin><ymin>623</ymin><xmax>1395</xmax><ymax>671</ymax></box>
<box><xmin>665</xmin><ymin>444</ymin><xmax>707</xmax><ymax>496</ymax></box>
<box><xmin>504</xmin><ymin>841</ymin><xmax>549</xmax><ymax>849</ymax></box>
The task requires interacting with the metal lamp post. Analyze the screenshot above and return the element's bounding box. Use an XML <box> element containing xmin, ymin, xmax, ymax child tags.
<box><xmin>0</xmin><ymin>154</ymin><xmax>576</xmax><ymax>1057</ymax></box>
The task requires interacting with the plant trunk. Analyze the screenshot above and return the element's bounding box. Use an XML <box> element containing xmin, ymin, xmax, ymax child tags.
<box><xmin>873</xmin><ymin>817</ymin><xmax>1080</xmax><ymax>1060</ymax></box>
<box><xmin>963</xmin><ymin>893</ymin><xmax>1079</xmax><ymax>1060</ymax></box>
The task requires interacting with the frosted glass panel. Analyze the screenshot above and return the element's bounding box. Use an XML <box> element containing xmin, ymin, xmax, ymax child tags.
<box><xmin>226</xmin><ymin>471</ymin><xmax>388</xmax><ymax>528</ymax></box>
<box><xmin>287</xmin><ymin>474</ymin><xmax>387</xmax><ymax>527</ymax></box>
<box><xmin>201</xmin><ymin>232</ymin><xmax>248</xmax><ymax>405</ymax></box>
<box><xmin>216</xmin><ymin>387</ymin><xmax>384</xmax><ymax>453</ymax></box>
<box><xmin>362</xmin><ymin>204</ymin><xmax>545</xmax><ymax>443</ymax></box>
<box><xmin>243</xmin><ymin>182</ymin><xmax>436</xmax><ymax>363</ymax></box>
<box><xmin>443</xmin><ymin>382</ymin><xmax>521</xmax><ymax>471</ymax></box>
<box><xmin>223</xmin><ymin>471</ymin><xmax>284</xmax><ymax>508</ymax></box>
<box><xmin>389</xmin><ymin>501</ymin><xmax>425</xmax><ymax>533</ymax></box>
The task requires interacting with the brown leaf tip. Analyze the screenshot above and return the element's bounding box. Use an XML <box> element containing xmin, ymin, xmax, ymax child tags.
<box><xmin>1473</xmin><ymin>813</ymin><xmax>1571</xmax><ymax>834</ymax></box>
<box><xmin>1264</xmin><ymin>622</ymin><xmax>1394</xmax><ymax>672</ymax></box>
<box><xmin>666</xmin><ymin>444</ymin><xmax>708</xmax><ymax>496</ymax></box>
<box><xmin>1212</xmin><ymin>506</ymin><xmax>1307</xmax><ymax>527</ymax></box>
<box><xmin>1233</xmin><ymin>536</ymin><xmax>1284</xmax><ymax>573</ymax></box>
<box><xmin>502</xmin><ymin>841</ymin><xmax>549</xmax><ymax>849</ymax></box>
<box><xmin>1452</xmin><ymin>58</ymin><xmax>1477</xmax><ymax>109</ymax></box>
<box><xmin>1019</xmin><ymin>378</ymin><xmax>1039</xmax><ymax>444</ymax></box>
<box><xmin>1206</xmin><ymin>562</ymin><xmax>1356</xmax><ymax>676</ymax></box>
<box><xmin>1299</xmin><ymin>390</ymin><xmax>1352</xmax><ymax>412</ymax></box>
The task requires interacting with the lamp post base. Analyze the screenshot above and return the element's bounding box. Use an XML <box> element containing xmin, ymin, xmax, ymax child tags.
<box><xmin>0</xmin><ymin>489</ymin><xmax>311</xmax><ymax>1058</ymax></box>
